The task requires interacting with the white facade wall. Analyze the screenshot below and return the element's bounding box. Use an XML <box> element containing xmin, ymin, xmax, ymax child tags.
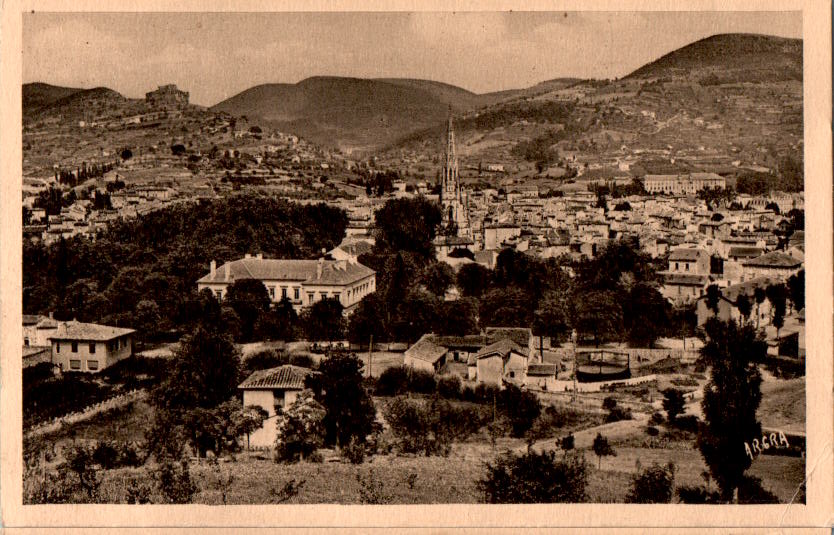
<box><xmin>51</xmin><ymin>335</ymin><xmax>132</xmax><ymax>373</ymax></box>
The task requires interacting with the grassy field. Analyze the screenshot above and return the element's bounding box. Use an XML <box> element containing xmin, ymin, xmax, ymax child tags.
<box><xmin>759</xmin><ymin>378</ymin><xmax>805</xmax><ymax>434</ymax></box>
<box><xmin>33</xmin><ymin>377</ymin><xmax>804</xmax><ymax>504</ymax></box>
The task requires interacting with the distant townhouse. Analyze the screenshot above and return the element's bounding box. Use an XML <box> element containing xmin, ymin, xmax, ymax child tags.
<box><xmin>659</xmin><ymin>248</ymin><xmax>710</xmax><ymax>305</ymax></box>
<box><xmin>483</xmin><ymin>224</ymin><xmax>521</xmax><ymax>250</ymax></box>
<box><xmin>49</xmin><ymin>321</ymin><xmax>135</xmax><ymax>373</ymax></box>
<box><xmin>695</xmin><ymin>277</ymin><xmax>776</xmax><ymax>327</ymax></box>
<box><xmin>742</xmin><ymin>251</ymin><xmax>802</xmax><ymax>282</ymax></box>
<box><xmin>197</xmin><ymin>254</ymin><xmax>376</xmax><ymax>313</ymax></box>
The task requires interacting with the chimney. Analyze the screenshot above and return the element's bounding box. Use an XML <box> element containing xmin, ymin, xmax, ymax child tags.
<box><xmin>256</xmin><ymin>253</ymin><xmax>263</xmax><ymax>260</ymax></box>
<box><xmin>317</xmin><ymin>257</ymin><xmax>324</xmax><ymax>279</ymax></box>
<box><xmin>210</xmin><ymin>260</ymin><xmax>216</xmax><ymax>277</ymax></box>
<box><xmin>49</xmin><ymin>311</ymin><xmax>54</xmax><ymax>320</ymax></box>
<box><xmin>245</xmin><ymin>253</ymin><xmax>252</xmax><ymax>259</ymax></box>
<box><xmin>224</xmin><ymin>263</ymin><xmax>230</xmax><ymax>281</ymax></box>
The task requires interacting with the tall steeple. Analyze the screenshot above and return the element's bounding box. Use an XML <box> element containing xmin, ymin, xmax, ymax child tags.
<box><xmin>439</xmin><ymin>107</ymin><xmax>470</xmax><ymax>238</ymax></box>
<box><xmin>441</xmin><ymin>106</ymin><xmax>458</xmax><ymax>200</ymax></box>
<box><xmin>445</xmin><ymin>107</ymin><xmax>456</xmax><ymax>166</ymax></box>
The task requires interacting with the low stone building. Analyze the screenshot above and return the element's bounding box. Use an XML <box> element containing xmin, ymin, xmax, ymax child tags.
<box><xmin>238</xmin><ymin>365</ymin><xmax>317</xmax><ymax>449</ymax></box>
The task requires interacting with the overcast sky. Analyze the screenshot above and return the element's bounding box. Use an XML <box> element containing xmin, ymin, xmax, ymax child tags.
<box><xmin>23</xmin><ymin>12</ymin><xmax>802</xmax><ymax>107</ymax></box>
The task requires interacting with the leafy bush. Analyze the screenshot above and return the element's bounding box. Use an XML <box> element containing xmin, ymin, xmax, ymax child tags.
<box><xmin>626</xmin><ymin>463</ymin><xmax>675</xmax><ymax>503</ymax></box>
<box><xmin>155</xmin><ymin>459</ymin><xmax>196</xmax><ymax>504</ymax></box>
<box><xmin>342</xmin><ymin>439</ymin><xmax>366</xmax><ymax>464</ymax></box>
<box><xmin>383</xmin><ymin>396</ymin><xmax>487</xmax><ymax>456</ymax></box>
<box><xmin>602</xmin><ymin>396</ymin><xmax>617</xmax><ymax>411</ymax></box>
<box><xmin>676</xmin><ymin>484</ymin><xmax>721</xmax><ymax>504</ymax></box>
<box><xmin>479</xmin><ymin>450</ymin><xmax>589</xmax><ymax>503</ymax></box>
<box><xmin>375</xmin><ymin>365</ymin><xmax>410</xmax><ymax>396</ymax></box>
<box><xmin>408</xmin><ymin>369</ymin><xmax>437</xmax><ymax>394</ymax></box>
<box><xmin>672</xmin><ymin>415</ymin><xmax>699</xmax><ymax>433</ymax></box>
<box><xmin>650</xmin><ymin>411</ymin><xmax>665</xmax><ymax>425</ymax></box>
<box><xmin>605</xmin><ymin>406</ymin><xmax>632</xmax><ymax>423</ymax></box>
<box><xmin>274</xmin><ymin>390</ymin><xmax>326</xmax><ymax>463</ymax></box>
<box><xmin>436</xmin><ymin>374</ymin><xmax>462</xmax><ymax>399</ymax></box>
<box><xmin>646</xmin><ymin>426</ymin><xmax>660</xmax><ymax>437</ymax></box>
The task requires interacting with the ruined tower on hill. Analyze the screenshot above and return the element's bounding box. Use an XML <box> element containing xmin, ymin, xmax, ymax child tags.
<box><xmin>439</xmin><ymin>110</ymin><xmax>470</xmax><ymax>237</ymax></box>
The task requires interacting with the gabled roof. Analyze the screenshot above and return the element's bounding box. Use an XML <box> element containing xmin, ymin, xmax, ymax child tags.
<box><xmin>669</xmin><ymin>248</ymin><xmax>703</xmax><ymax>261</ymax></box>
<box><xmin>405</xmin><ymin>335</ymin><xmax>448</xmax><ymax>364</ymax></box>
<box><xmin>728</xmin><ymin>246</ymin><xmax>764</xmax><ymax>259</ymax></box>
<box><xmin>331</xmin><ymin>240</ymin><xmax>374</xmax><ymax>257</ymax></box>
<box><xmin>197</xmin><ymin>257</ymin><xmax>374</xmax><ymax>286</ymax></box>
<box><xmin>48</xmin><ymin>321</ymin><xmax>135</xmax><ymax>341</ymax></box>
<box><xmin>476</xmin><ymin>338</ymin><xmax>528</xmax><ymax>361</ymax></box>
<box><xmin>23</xmin><ymin>314</ymin><xmax>45</xmax><ymax>326</ymax></box>
<box><xmin>238</xmin><ymin>365</ymin><xmax>316</xmax><ymax>390</ymax></box>
<box><xmin>743</xmin><ymin>251</ymin><xmax>802</xmax><ymax>269</ymax></box>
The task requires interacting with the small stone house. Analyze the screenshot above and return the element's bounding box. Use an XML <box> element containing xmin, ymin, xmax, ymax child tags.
<box><xmin>238</xmin><ymin>365</ymin><xmax>317</xmax><ymax>449</ymax></box>
<box><xmin>474</xmin><ymin>338</ymin><xmax>530</xmax><ymax>386</ymax></box>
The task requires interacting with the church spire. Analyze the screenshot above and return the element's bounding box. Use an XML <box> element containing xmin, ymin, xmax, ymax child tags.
<box><xmin>445</xmin><ymin>106</ymin><xmax>455</xmax><ymax>164</ymax></box>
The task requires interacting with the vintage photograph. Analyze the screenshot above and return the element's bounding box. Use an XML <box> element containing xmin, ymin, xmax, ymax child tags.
<box><xmin>20</xmin><ymin>11</ymin><xmax>806</xmax><ymax>505</ymax></box>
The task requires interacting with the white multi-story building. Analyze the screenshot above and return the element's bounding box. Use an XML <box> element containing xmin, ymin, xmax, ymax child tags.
<box><xmin>197</xmin><ymin>254</ymin><xmax>376</xmax><ymax>313</ymax></box>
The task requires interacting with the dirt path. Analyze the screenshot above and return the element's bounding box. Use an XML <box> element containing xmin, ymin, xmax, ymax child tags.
<box><xmin>520</xmin><ymin>412</ymin><xmax>650</xmax><ymax>454</ymax></box>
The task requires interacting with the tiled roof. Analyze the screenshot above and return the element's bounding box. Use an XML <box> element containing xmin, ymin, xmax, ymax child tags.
<box><xmin>728</xmin><ymin>246</ymin><xmax>764</xmax><ymax>259</ymax></box>
<box><xmin>476</xmin><ymin>338</ymin><xmax>527</xmax><ymax>360</ymax></box>
<box><xmin>720</xmin><ymin>276</ymin><xmax>778</xmax><ymax>302</ymax></box>
<box><xmin>669</xmin><ymin>248</ymin><xmax>702</xmax><ymax>261</ymax></box>
<box><xmin>434</xmin><ymin>235</ymin><xmax>475</xmax><ymax>246</ymax></box>
<box><xmin>743</xmin><ymin>251</ymin><xmax>802</xmax><ymax>269</ymax></box>
<box><xmin>23</xmin><ymin>314</ymin><xmax>45</xmax><ymax>326</ymax></box>
<box><xmin>49</xmin><ymin>321</ymin><xmax>135</xmax><ymax>341</ymax></box>
<box><xmin>197</xmin><ymin>257</ymin><xmax>374</xmax><ymax>286</ymax></box>
<box><xmin>405</xmin><ymin>335</ymin><xmax>448</xmax><ymax>364</ymax></box>
<box><xmin>527</xmin><ymin>364</ymin><xmax>557</xmax><ymax>376</ymax></box>
<box><xmin>238</xmin><ymin>365</ymin><xmax>316</xmax><ymax>390</ymax></box>
<box><xmin>662</xmin><ymin>273</ymin><xmax>709</xmax><ymax>286</ymax></box>
<box><xmin>334</xmin><ymin>240</ymin><xmax>374</xmax><ymax>257</ymax></box>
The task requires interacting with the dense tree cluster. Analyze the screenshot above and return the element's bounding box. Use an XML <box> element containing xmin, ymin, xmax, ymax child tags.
<box><xmin>23</xmin><ymin>192</ymin><xmax>347</xmax><ymax>339</ymax></box>
<box><xmin>54</xmin><ymin>161</ymin><xmax>117</xmax><ymax>187</ymax></box>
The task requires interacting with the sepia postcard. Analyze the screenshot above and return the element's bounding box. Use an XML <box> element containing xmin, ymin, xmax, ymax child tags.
<box><xmin>0</xmin><ymin>0</ymin><xmax>831</xmax><ymax>532</ymax></box>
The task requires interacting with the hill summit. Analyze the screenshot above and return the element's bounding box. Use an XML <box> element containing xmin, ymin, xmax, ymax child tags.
<box><xmin>626</xmin><ymin>33</ymin><xmax>802</xmax><ymax>82</ymax></box>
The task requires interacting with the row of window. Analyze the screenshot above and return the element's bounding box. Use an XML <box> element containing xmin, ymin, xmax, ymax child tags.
<box><xmin>56</xmin><ymin>338</ymin><xmax>125</xmax><ymax>354</ymax></box>
<box><xmin>68</xmin><ymin>359</ymin><xmax>98</xmax><ymax>371</ymax></box>
<box><xmin>268</xmin><ymin>286</ymin><xmax>302</xmax><ymax>301</ymax></box>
